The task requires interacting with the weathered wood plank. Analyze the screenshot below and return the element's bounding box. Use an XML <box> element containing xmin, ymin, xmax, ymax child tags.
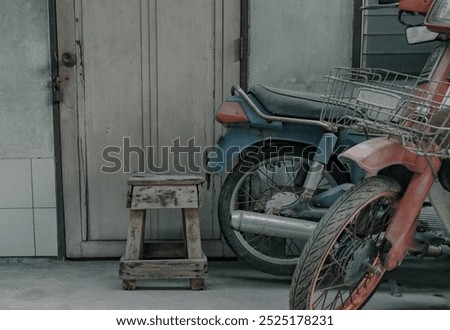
<box><xmin>183</xmin><ymin>208</ymin><xmax>203</xmax><ymax>259</ymax></box>
<box><xmin>183</xmin><ymin>207</ymin><xmax>205</xmax><ymax>290</ymax></box>
<box><xmin>128</xmin><ymin>175</ymin><xmax>205</xmax><ymax>186</ymax></box>
<box><xmin>119</xmin><ymin>256</ymin><xmax>208</xmax><ymax>280</ymax></box>
<box><xmin>190</xmin><ymin>278</ymin><xmax>204</xmax><ymax>291</ymax></box>
<box><xmin>143</xmin><ymin>241</ymin><xmax>186</xmax><ymax>259</ymax></box>
<box><xmin>124</xmin><ymin>210</ymin><xmax>146</xmax><ymax>260</ymax></box>
<box><xmin>126</xmin><ymin>185</ymin><xmax>133</xmax><ymax>209</ymax></box>
<box><xmin>131</xmin><ymin>185</ymin><xmax>199</xmax><ymax>209</ymax></box>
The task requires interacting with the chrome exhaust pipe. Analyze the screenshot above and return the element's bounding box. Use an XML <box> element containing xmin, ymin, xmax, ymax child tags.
<box><xmin>230</xmin><ymin>211</ymin><xmax>318</xmax><ymax>240</ymax></box>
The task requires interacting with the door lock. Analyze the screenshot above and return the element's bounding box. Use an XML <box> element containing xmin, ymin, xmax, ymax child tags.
<box><xmin>61</xmin><ymin>52</ymin><xmax>77</xmax><ymax>67</ymax></box>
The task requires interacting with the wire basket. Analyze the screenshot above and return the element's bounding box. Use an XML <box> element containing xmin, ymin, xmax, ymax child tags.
<box><xmin>321</xmin><ymin>67</ymin><xmax>450</xmax><ymax>159</ymax></box>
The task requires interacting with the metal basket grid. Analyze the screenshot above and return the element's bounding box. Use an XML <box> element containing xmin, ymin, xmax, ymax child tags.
<box><xmin>321</xmin><ymin>67</ymin><xmax>450</xmax><ymax>159</ymax></box>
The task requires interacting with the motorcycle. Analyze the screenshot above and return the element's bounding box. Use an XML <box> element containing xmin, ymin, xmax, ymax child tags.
<box><xmin>289</xmin><ymin>0</ymin><xmax>450</xmax><ymax>309</ymax></box>
<box><xmin>208</xmin><ymin>68</ymin><xmax>367</xmax><ymax>276</ymax></box>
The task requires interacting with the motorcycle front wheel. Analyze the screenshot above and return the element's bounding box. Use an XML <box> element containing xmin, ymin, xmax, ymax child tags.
<box><xmin>289</xmin><ymin>176</ymin><xmax>402</xmax><ymax>309</ymax></box>
<box><xmin>218</xmin><ymin>143</ymin><xmax>347</xmax><ymax>276</ymax></box>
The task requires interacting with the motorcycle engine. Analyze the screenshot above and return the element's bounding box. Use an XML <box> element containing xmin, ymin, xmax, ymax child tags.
<box><xmin>438</xmin><ymin>159</ymin><xmax>450</xmax><ymax>192</ymax></box>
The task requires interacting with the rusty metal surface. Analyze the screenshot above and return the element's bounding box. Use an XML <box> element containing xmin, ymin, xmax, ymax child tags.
<box><xmin>384</xmin><ymin>156</ymin><xmax>442</xmax><ymax>270</ymax></box>
<box><xmin>339</xmin><ymin>137</ymin><xmax>427</xmax><ymax>176</ymax></box>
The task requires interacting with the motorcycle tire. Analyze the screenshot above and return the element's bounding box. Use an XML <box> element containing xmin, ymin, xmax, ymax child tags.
<box><xmin>289</xmin><ymin>176</ymin><xmax>402</xmax><ymax>309</ymax></box>
<box><xmin>218</xmin><ymin>142</ymin><xmax>348</xmax><ymax>276</ymax></box>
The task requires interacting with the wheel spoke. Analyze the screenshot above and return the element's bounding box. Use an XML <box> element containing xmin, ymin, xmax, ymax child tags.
<box><xmin>312</xmin><ymin>288</ymin><xmax>329</xmax><ymax>310</ymax></box>
<box><xmin>316</xmin><ymin>262</ymin><xmax>336</xmax><ymax>287</ymax></box>
<box><xmin>256</xmin><ymin>169</ymin><xmax>284</xmax><ymax>193</ymax></box>
<box><xmin>285</xmin><ymin>239</ymin><xmax>302</xmax><ymax>257</ymax></box>
<box><xmin>282</xmin><ymin>162</ymin><xmax>303</xmax><ymax>192</ymax></box>
<box><xmin>318</xmin><ymin>283</ymin><xmax>348</xmax><ymax>292</ymax></box>
<box><xmin>336</xmin><ymin>289</ymin><xmax>346</xmax><ymax>307</ymax></box>
<box><xmin>324</xmin><ymin>290</ymin><xmax>346</xmax><ymax>310</ymax></box>
<box><xmin>344</xmin><ymin>227</ymin><xmax>364</xmax><ymax>243</ymax></box>
<box><xmin>328</xmin><ymin>253</ymin><xmax>348</xmax><ymax>275</ymax></box>
<box><xmin>243</xmin><ymin>233</ymin><xmax>265</xmax><ymax>246</ymax></box>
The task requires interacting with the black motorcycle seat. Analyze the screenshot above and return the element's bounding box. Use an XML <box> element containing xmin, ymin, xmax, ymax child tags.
<box><xmin>248</xmin><ymin>84</ymin><xmax>324</xmax><ymax>120</ymax></box>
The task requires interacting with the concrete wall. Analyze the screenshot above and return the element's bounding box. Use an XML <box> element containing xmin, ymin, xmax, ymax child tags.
<box><xmin>0</xmin><ymin>0</ymin><xmax>57</xmax><ymax>256</ymax></box>
<box><xmin>247</xmin><ymin>0</ymin><xmax>354</xmax><ymax>92</ymax></box>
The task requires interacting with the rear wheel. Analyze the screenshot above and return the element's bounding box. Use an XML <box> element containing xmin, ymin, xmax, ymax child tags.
<box><xmin>289</xmin><ymin>177</ymin><xmax>402</xmax><ymax>309</ymax></box>
<box><xmin>218</xmin><ymin>143</ymin><xmax>347</xmax><ymax>276</ymax></box>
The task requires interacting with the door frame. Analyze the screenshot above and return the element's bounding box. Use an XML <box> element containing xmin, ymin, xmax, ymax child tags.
<box><xmin>49</xmin><ymin>0</ymin><xmax>66</xmax><ymax>258</ymax></box>
<box><xmin>55</xmin><ymin>0</ymin><xmax>243</xmax><ymax>258</ymax></box>
<box><xmin>55</xmin><ymin>0</ymin><xmax>84</xmax><ymax>258</ymax></box>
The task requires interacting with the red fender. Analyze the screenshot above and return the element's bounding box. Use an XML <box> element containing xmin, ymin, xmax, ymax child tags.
<box><xmin>338</xmin><ymin>137</ymin><xmax>429</xmax><ymax>176</ymax></box>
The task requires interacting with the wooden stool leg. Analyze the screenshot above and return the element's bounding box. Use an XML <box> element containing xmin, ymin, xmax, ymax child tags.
<box><xmin>122</xmin><ymin>209</ymin><xmax>146</xmax><ymax>290</ymax></box>
<box><xmin>183</xmin><ymin>208</ymin><xmax>204</xmax><ymax>290</ymax></box>
<box><xmin>122</xmin><ymin>280</ymin><xmax>137</xmax><ymax>290</ymax></box>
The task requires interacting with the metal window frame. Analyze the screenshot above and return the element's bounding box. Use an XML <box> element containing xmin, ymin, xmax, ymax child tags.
<box><xmin>353</xmin><ymin>0</ymin><xmax>364</xmax><ymax>68</ymax></box>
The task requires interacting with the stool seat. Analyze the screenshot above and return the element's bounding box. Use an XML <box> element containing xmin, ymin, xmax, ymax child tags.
<box><xmin>127</xmin><ymin>174</ymin><xmax>205</xmax><ymax>186</ymax></box>
<box><xmin>119</xmin><ymin>174</ymin><xmax>207</xmax><ymax>290</ymax></box>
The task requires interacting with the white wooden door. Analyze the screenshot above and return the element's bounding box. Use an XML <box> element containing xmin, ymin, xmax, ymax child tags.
<box><xmin>56</xmin><ymin>0</ymin><xmax>240</xmax><ymax>258</ymax></box>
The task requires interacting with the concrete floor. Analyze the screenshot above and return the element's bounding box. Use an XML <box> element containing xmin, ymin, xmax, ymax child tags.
<box><xmin>0</xmin><ymin>257</ymin><xmax>448</xmax><ymax>310</ymax></box>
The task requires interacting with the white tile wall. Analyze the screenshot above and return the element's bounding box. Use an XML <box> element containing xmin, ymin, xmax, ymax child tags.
<box><xmin>34</xmin><ymin>208</ymin><xmax>58</xmax><ymax>256</ymax></box>
<box><xmin>0</xmin><ymin>209</ymin><xmax>35</xmax><ymax>256</ymax></box>
<box><xmin>0</xmin><ymin>158</ymin><xmax>58</xmax><ymax>257</ymax></box>
<box><xmin>0</xmin><ymin>159</ymin><xmax>32</xmax><ymax>208</ymax></box>
<box><xmin>32</xmin><ymin>158</ymin><xmax>56</xmax><ymax>208</ymax></box>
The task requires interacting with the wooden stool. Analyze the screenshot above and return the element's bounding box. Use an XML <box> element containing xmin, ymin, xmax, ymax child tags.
<box><xmin>119</xmin><ymin>174</ymin><xmax>207</xmax><ymax>290</ymax></box>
